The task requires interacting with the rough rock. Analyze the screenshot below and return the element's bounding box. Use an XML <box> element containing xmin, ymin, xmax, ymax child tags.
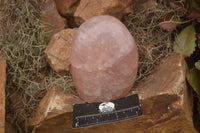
<box><xmin>30</xmin><ymin>53</ymin><xmax>197</xmax><ymax>133</ymax></box>
<box><xmin>54</xmin><ymin>0</ymin><xmax>81</xmax><ymax>17</ymax></box>
<box><xmin>45</xmin><ymin>28</ymin><xmax>77</xmax><ymax>73</ymax></box>
<box><xmin>40</xmin><ymin>0</ymin><xmax>67</xmax><ymax>43</ymax></box>
<box><xmin>133</xmin><ymin>0</ymin><xmax>157</xmax><ymax>10</ymax></box>
<box><xmin>5</xmin><ymin>122</ymin><xmax>18</xmax><ymax>133</ymax></box>
<box><xmin>74</xmin><ymin>0</ymin><xmax>133</xmax><ymax>26</ymax></box>
<box><xmin>71</xmin><ymin>15</ymin><xmax>138</xmax><ymax>102</ymax></box>
<box><xmin>29</xmin><ymin>86</ymin><xmax>84</xmax><ymax>127</ymax></box>
<box><xmin>0</xmin><ymin>57</ymin><xmax>6</xmax><ymax>133</ymax></box>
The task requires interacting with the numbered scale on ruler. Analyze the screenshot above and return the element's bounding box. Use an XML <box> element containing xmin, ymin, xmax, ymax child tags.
<box><xmin>72</xmin><ymin>94</ymin><xmax>143</xmax><ymax>128</ymax></box>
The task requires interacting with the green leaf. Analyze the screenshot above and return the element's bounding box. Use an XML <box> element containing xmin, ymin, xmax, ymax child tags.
<box><xmin>186</xmin><ymin>68</ymin><xmax>200</xmax><ymax>95</ymax></box>
<box><xmin>195</xmin><ymin>60</ymin><xmax>200</xmax><ymax>70</ymax></box>
<box><xmin>173</xmin><ymin>25</ymin><xmax>196</xmax><ymax>57</ymax></box>
<box><xmin>186</xmin><ymin>0</ymin><xmax>199</xmax><ymax>10</ymax></box>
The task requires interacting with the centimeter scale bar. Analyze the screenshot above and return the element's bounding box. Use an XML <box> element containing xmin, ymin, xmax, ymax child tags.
<box><xmin>73</xmin><ymin>94</ymin><xmax>143</xmax><ymax>128</ymax></box>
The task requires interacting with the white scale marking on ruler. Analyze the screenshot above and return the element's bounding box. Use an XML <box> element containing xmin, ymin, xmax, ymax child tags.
<box><xmin>75</xmin><ymin>106</ymin><xmax>140</xmax><ymax>119</ymax></box>
<box><xmin>76</xmin><ymin>114</ymin><xmax>140</xmax><ymax>127</ymax></box>
<box><xmin>75</xmin><ymin>106</ymin><xmax>140</xmax><ymax>127</ymax></box>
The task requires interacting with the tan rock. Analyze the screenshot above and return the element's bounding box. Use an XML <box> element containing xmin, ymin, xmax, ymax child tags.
<box><xmin>54</xmin><ymin>0</ymin><xmax>81</xmax><ymax>17</ymax></box>
<box><xmin>29</xmin><ymin>86</ymin><xmax>84</xmax><ymax>127</ymax></box>
<box><xmin>40</xmin><ymin>0</ymin><xmax>67</xmax><ymax>43</ymax></box>
<box><xmin>74</xmin><ymin>0</ymin><xmax>133</xmax><ymax>26</ymax></box>
<box><xmin>0</xmin><ymin>57</ymin><xmax>6</xmax><ymax>133</ymax></box>
<box><xmin>45</xmin><ymin>28</ymin><xmax>77</xmax><ymax>73</ymax></box>
<box><xmin>31</xmin><ymin>53</ymin><xmax>197</xmax><ymax>133</ymax></box>
<box><xmin>133</xmin><ymin>0</ymin><xmax>157</xmax><ymax>10</ymax></box>
<box><xmin>5</xmin><ymin>122</ymin><xmax>18</xmax><ymax>133</ymax></box>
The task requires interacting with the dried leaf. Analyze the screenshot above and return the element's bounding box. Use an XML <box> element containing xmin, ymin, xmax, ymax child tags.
<box><xmin>173</xmin><ymin>25</ymin><xmax>196</xmax><ymax>57</ymax></box>
<box><xmin>159</xmin><ymin>12</ymin><xmax>181</xmax><ymax>31</ymax></box>
<box><xmin>195</xmin><ymin>60</ymin><xmax>200</xmax><ymax>70</ymax></box>
<box><xmin>186</xmin><ymin>68</ymin><xmax>200</xmax><ymax>95</ymax></box>
<box><xmin>194</xmin><ymin>0</ymin><xmax>200</xmax><ymax>7</ymax></box>
<box><xmin>187</xmin><ymin>8</ymin><xmax>200</xmax><ymax>19</ymax></box>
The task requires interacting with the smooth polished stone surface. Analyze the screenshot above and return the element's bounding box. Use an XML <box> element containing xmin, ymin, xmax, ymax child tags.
<box><xmin>71</xmin><ymin>15</ymin><xmax>138</xmax><ymax>102</ymax></box>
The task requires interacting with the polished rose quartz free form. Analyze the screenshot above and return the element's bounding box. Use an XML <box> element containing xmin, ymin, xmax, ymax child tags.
<box><xmin>71</xmin><ymin>15</ymin><xmax>138</xmax><ymax>102</ymax></box>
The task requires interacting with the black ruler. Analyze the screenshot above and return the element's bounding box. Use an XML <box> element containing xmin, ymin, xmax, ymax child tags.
<box><xmin>72</xmin><ymin>94</ymin><xmax>142</xmax><ymax>128</ymax></box>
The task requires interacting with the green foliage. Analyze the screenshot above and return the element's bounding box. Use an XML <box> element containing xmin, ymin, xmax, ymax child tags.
<box><xmin>185</xmin><ymin>0</ymin><xmax>199</xmax><ymax>10</ymax></box>
<box><xmin>180</xmin><ymin>0</ymin><xmax>200</xmax><ymax>99</ymax></box>
<box><xmin>172</xmin><ymin>0</ymin><xmax>200</xmax><ymax>116</ymax></box>
<box><xmin>186</xmin><ymin>68</ymin><xmax>200</xmax><ymax>95</ymax></box>
<box><xmin>173</xmin><ymin>25</ymin><xmax>196</xmax><ymax>57</ymax></box>
<box><xmin>195</xmin><ymin>60</ymin><xmax>200</xmax><ymax>70</ymax></box>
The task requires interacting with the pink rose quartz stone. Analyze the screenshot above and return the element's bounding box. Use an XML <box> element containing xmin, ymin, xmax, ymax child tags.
<box><xmin>71</xmin><ymin>15</ymin><xmax>138</xmax><ymax>102</ymax></box>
